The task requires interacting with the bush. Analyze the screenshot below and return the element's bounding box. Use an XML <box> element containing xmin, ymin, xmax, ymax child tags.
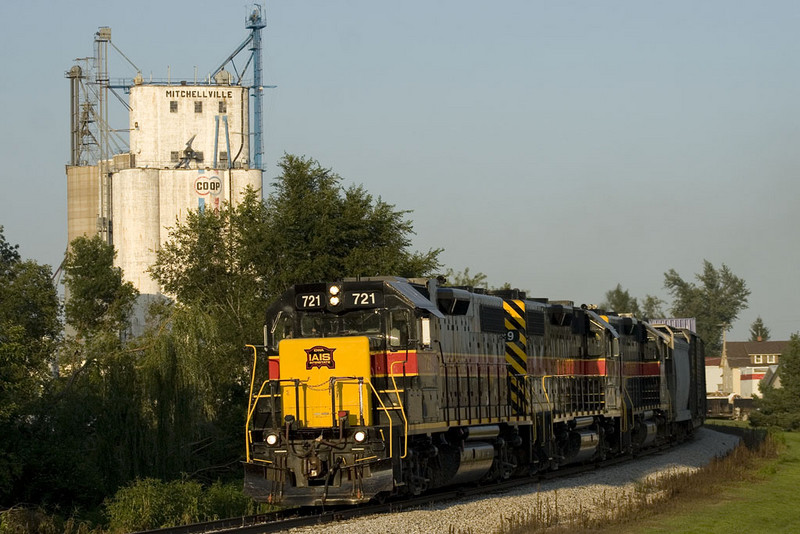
<box><xmin>0</xmin><ymin>507</ymin><xmax>96</xmax><ymax>534</ymax></box>
<box><xmin>105</xmin><ymin>478</ymin><xmax>201</xmax><ymax>531</ymax></box>
<box><xmin>104</xmin><ymin>478</ymin><xmax>259</xmax><ymax>532</ymax></box>
<box><xmin>202</xmin><ymin>481</ymin><xmax>254</xmax><ymax>520</ymax></box>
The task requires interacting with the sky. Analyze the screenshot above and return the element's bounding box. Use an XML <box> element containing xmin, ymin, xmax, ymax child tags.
<box><xmin>1</xmin><ymin>1</ymin><xmax>799</xmax><ymax>341</ymax></box>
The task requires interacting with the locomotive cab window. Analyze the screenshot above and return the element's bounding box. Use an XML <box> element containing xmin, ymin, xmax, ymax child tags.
<box><xmin>268</xmin><ymin>312</ymin><xmax>294</xmax><ymax>352</ymax></box>
<box><xmin>299</xmin><ymin>309</ymin><xmax>383</xmax><ymax>337</ymax></box>
<box><xmin>389</xmin><ymin>309</ymin><xmax>412</xmax><ymax>349</ymax></box>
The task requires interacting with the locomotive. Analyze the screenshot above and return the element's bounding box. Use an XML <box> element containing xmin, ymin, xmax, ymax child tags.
<box><xmin>243</xmin><ymin>276</ymin><xmax>705</xmax><ymax>506</ymax></box>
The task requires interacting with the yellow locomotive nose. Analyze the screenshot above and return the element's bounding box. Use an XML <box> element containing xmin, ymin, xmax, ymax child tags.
<box><xmin>278</xmin><ymin>336</ymin><xmax>373</xmax><ymax>428</ymax></box>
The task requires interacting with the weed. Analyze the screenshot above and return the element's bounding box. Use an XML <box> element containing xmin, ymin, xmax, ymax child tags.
<box><xmin>498</xmin><ymin>430</ymin><xmax>779</xmax><ymax>534</ymax></box>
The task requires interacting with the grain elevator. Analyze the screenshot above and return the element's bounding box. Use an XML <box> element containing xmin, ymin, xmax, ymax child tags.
<box><xmin>66</xmin><ymin>6</ymin><xmax>267</xmax><ymax>334</ymax></box>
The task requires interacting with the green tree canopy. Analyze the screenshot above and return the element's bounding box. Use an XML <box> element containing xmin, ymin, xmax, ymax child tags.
<box><xmin>640</xmin><ymin>295</ymin><xmax>666</xmax><ymax>319</ymax></box>
<box><xmin>443</xmin><ymin>267</ymin><xmax>488</xmax><ymax>288</ymax></box>
<box><xmin>664</xmin><ymin>260</ymin><xmax>750</xmax><ymax>356</ymax></box>
<box><xmin>263</xmin><ymin>154</ymin><xmax>441</xmax><ymax>294</ymax></box>
<box><xmin>0</xmin><ymin>227</ymin><xmax>60</xmax><ymax>422</ymax></box>
<box><xmin>152</xmin><ymin>154</ymin><xmax>442</xmax><ymax>321</ymax></box>
<box><xmin>600</xmin><ymin>284</ymin><xmax>665</xmax><ymax>319</ymax></box>
<box><xmin>749</xmin><ymin>316</ymin><xmax>771</xmax><ymax>342</ymax></box>
<box><xmin>0</xmin><ymin>227</ymin><xmax>60</xmax><ymax>501</ymax></box>
<box><xmin>601</xmin><ymin>284</ymin><xmax>641</xmax><ymax>315</ymax></box>
<box><xmin>150</xmin><ymin>187</ymin><xmax>268</xmax><ymax>345</ymax></box>
<box><xmin>751</xmin><ymin>333</ymin><xmax>800</xmax><ymax>430</ymax></box>
<box><xmin>63</xmin><ymin>235</ymin><xmax>138</xmax><ymax>338</ymax></box>
<box><xmin>0</xmin><ymin>225</ymin><xmax>21</xmax><ymax>271</ymax></box>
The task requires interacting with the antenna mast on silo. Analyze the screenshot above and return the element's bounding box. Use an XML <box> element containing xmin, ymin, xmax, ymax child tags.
<box><xmin>212</xmin><ymin>3</ymin><xmax>273</xmax><ymax>171</ymax></box>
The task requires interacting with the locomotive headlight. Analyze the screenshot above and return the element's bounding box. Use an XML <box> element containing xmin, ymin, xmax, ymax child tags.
<box><xmin>328</xmin><ymin>285</ymin><xmax>342</xmax><ymax>306</ymax></box>
<box><xmin>354</xmin><ymin>430</ymin><xmax>367</xmax><ymax>443</ymax></box>
<box><xmin>265</xmin><ymin>433</ymin><xmax>279</xmax><ymax>446</ymax></box>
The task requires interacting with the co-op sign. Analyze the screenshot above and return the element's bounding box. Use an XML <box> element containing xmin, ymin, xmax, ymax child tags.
<box><xmin>195</xmin><ymin>175</ymin><xmax>223</xmax><ymax>196</ymax></box>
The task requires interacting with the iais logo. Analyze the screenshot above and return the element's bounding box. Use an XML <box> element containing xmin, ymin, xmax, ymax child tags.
<box><xmin>305</xmin><ymin>346</ymin><xmax>336</xmax><ymax>370</ymax></box>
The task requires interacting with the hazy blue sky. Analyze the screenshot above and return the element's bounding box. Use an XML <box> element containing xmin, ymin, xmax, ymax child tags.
<box><xmin>1</xmin><ymin>1</ymin><xmax>799</xmax><ymax>341</ymax></box>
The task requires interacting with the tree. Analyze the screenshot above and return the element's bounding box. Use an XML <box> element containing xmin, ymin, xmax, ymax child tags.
<box><xmin>152</xmin><ymin>155</ymin><xmax>442</xmax><ymax>331</ymax></box>
<box><xmin>0</xmin><ymin>225</ymin><xmax>20</xmax><ymax>271</ymax></box>
<box><xmin>262</xmin><ymin>154</ymin><xmax>441</xmax><ymax>295</ymax></box>
<box><xmin>150</xmin><ymin>187</ymin><xmax>268</xmax><ymax>346</ymax></box>
<box><xmin>749</xmin><ymin>316</ymin><xmax>771</xmax><ymax>342</ymax></box>
<box><xmin>63</xmin><ymin>235</ymin><xmax>138</xmax><ymax>338</ymax></box>
<box><xmin>641</xmin><ymin>295</ymin><xmax>666</xmax><ymax>319</ymax></box>
<box><xmin>600</xmin><ymin>284</ymin><xmax>665</xmax><ymax>319</ymax></box>
<box><xmin>663</xmin><ymin>260</ymin><xmax>750</xmax><ymax>356</ymax></box>
<box><xmin>443</xmin><ymin>267</ymin><xmax>488</xmax><ymax>288</ymax></box>
<box><xmin>12</xmin><ymin>235</ymin><xmax>142</xmax><ymax>509</ymax></box>
<box><xmin>0</xmin><ymin>227</ymin><xmax>60</xmax><ymax>503</ymax></box>
<box><xmin>601</xmin><ymin>284</ymin><xmax>641</xmax><ymax>315</ymax></box>
<box><xmin>145</xmin><ymin>153</ymin><xmax>443</xmax><ymax>482</ymax></box>
<box><xmin>750</xmin><ymin>333</ymin><xmax>800</xmax><ymax>430</ymax></box>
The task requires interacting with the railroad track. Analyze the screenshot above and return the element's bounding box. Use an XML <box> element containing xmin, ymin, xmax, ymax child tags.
<box><xmin>133</xmin><ymin>440</ymin><xmax>680</xmax><ymax>534</ymax></box>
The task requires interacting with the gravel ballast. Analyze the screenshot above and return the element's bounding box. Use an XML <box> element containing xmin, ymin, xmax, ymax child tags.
<box><xmin>283</xmin><ymin>427</ymin><xmax>740</xmax><ymax>534</ymax></box>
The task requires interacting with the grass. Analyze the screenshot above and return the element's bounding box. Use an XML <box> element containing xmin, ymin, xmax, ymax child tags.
<box><xmin>496</xmin><ymin>423</ymin><xmax>797</xmax><ymax>534</ymax></box>
<box><xmin>626</xmin><ymin>430</ymin><xmax>800</xmax><ymax>534</ymax></box>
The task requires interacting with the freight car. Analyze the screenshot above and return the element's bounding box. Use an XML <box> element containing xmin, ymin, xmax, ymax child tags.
<box><xmin>243</xmin><ymin>277</ymin><xmax>705</xmax><ymax>506</ymax></box>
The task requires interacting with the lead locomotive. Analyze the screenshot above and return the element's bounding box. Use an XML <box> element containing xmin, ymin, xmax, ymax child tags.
<box><xmin>243</xmin><ymin>277</ymin><xmax>705</xmax><ymax>506</ymax></box>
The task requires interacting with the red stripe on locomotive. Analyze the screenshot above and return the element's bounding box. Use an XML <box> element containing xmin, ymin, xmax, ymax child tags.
<box><xmin>372</xmin><ymin>350</ymin><xmax>420</xmax><ymax>376</ymax></box>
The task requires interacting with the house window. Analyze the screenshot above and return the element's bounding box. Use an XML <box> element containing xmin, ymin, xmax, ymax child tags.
<box><xmin>753</xmin><ymin>355</ymin><xmax>763</xmax><ymax>364</ymax></box>
<box><xmin>767</xmin><ymin>354</ymin><xmax>777</xmax><ymax>364</ymax></box>
<box><xmin>170</xmin><ymin>101</ymin><xmax>178</xmax><ymax>113</ymax></box>
<box><xmin>170</xmin><ymin>151</ymin><xmax>180</xmax><ymax>163</ymax></box>
<box><xmin>195</xmin><ymin>101</ymin><xmax>203</xmax><ymax>113</ymax></box>
<box><xmin>194</xmin><ymin>151</ymin><xmax>204</xmax><ymax>163</ymax></box>
<box><xmin>219</xmin><ymin>101</ymin><xmax>226</xmax><ymax>113</ymax></box>
<box><xmin>219</xmin><ymin>151</ymin><xmax>228</xmax><ymax>164</ymax></box>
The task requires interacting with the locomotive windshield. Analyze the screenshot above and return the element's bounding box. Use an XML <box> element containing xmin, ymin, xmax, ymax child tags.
<box><xmin>299</xmin><ymin>309</ymin><xmax>383</xmax><ymax>337</ymax></box>
<box><xmin>265</xmin><ymin>281</ymin><xmax>425</xmax><ymax>352</ymax></box>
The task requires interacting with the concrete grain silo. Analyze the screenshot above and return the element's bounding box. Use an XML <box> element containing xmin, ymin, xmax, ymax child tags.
<box><xmin>66</xmin><ymin>8</ymin><xmax>268</xmax><ymax>335</ymax></box>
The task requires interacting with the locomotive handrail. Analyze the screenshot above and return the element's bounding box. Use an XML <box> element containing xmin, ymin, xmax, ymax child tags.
<box><xmin>245</xmin><ymin>378</ymin><xmax>270</xmax><ymax>463</ymax></box>
<box><xmin>389</xmin><ymin>358</ymin><xmax>409</xmax><ymax>459</ymax></box>
<box><xmin>326</xmin><ymin>376</ymin><xmax>367</xmax><ymax>427</ymax></box>
<box><xmin>246</xmin><ymin>345</ymin><xmax>259</xmax><ymax>419</ymax></box>
<box><xmin>621</xmin><ymin>378</ymin><xmax>633</xmax><ymax>432</ymax></box>
<box><xmin>525</xmin><ymin>374</ymin><xmax>549</xmax><ymax>444</ymax></box>
<box><xmin>246</xmin><ymin>345</ymin><xmax>260</xmax><ymax>463</ymax></box>
<box><xmin>246</xmin><ymin>378</ymin><xmax>303</xmax><ymax>463</ymax></box>
<box><xmin>323</xmin><ymin>375</ymin><xmax>399</xmax><ymax>458</ymax></box>
<box><xmin>364</xmin><ymin>380</ymin><xmax>396</xmax><ymax>457</ymax></box>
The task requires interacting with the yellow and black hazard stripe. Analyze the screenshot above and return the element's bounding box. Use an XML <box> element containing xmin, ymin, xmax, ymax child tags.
<box><xmin>504</xmin><ymin>299</ymin><xmax>527</xmax><ymax>415</ymax></box>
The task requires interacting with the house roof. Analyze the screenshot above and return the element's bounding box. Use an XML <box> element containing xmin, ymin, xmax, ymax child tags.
<box><xmin>705</xmin><ymin>357</ymin><xmax>722</xmax><ymax>366</ymax></box>
<box><xmin>724</xmin><ymin>340</ymin><xmax>790</xmax><ymax>368</ymax></box>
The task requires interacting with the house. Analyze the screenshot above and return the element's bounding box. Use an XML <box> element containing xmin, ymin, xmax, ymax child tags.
<box><xmin>706</xmin><ymin>340</ymin><xmax>789</xmax><ymax>417</ymax></box>
<box><xmin>722</xmin><ymin>340</ymin><xmax>788</xmax><ymax>398</ymax></box>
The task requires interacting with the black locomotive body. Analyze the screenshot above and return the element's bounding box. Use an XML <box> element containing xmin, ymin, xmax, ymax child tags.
<box><xmin>244</xmin><ymin>277</ymin><xmax>705</xmax><ymax>506</ymax></box>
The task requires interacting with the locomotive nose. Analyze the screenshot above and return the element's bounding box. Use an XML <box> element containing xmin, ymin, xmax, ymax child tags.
<box><xmin>278</xmin><ymin>336</ymin><xmax>373</xmax><ymax>428</ymax></box>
